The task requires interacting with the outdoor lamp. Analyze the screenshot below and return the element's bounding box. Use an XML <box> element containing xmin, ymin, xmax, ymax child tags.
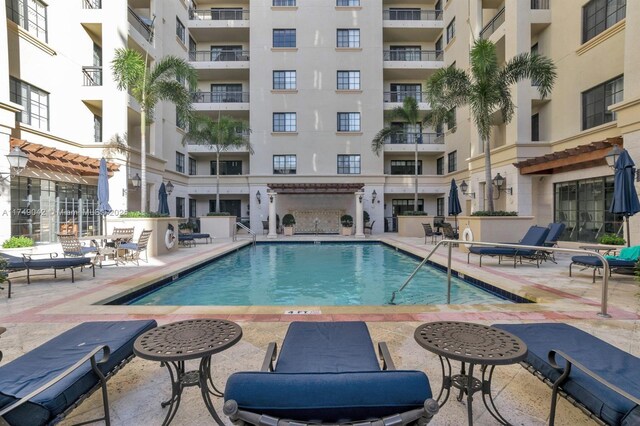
<box><xmin>165</xmin><ymin>180</ymin><xmax>174</xmax><ymax>195</ymax></box>
<box><xmin>460</xmin><ymin>180</ymin><xmax>475</xmax><ymax>198</ymax></box>
<box><xmin>268</xmin><ymin>191</ymin><xmax>274</xmax><ymax>203</ymax></box>
<box><xmin>256</xmin><ymin>190</ymin><xmax>261</xmax><ymax>204</ymax></box>
<box><xmin>131</xmin><ymin>173</ymin><xmax>142</xmax><ymax>189</ymax></box>
<box><xmin>372</xmin><ymin>189</ymin><xmax>377</xmax><ymax>203</ymax></box>
<box><xmin>359</xmin><ymin>194</ymin><xmax>363</xmax><ymax>203</ymax></box>
<box><xmin>605</xmin><ymin>144</ymin><xmax>623</xmax><ymax>168</ymax></box>
<box><xmin>493</xmin><ymin>173</ymin><xmax>512</xmax><ymax>195</ymax></box>
<box><xmin>0</xmin><ymin>146</ymin><xmax>29</xmax><ymax>181</ymax></box>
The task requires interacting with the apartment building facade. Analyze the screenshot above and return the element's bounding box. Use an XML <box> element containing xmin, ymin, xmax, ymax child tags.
<box><xmin>0</xmin><ymin>0</ymin><xmax>639</xmax><ymax>244</ymax></box>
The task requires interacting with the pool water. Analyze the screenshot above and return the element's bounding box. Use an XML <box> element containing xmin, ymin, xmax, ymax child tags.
<box><xmin>129</xmin><ymin>243</ymin><xmax>509</xmax><ymax>306</ymax></box>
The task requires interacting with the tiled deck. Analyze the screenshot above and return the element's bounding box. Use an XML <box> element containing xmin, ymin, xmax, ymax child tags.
<box><xmin>0</xmin><ymin>234</ymin><xmax>638</xmax><ymax>425</ymax></box>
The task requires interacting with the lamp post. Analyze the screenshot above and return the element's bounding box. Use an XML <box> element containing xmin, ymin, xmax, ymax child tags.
<box><xmin>0</xmin><ymin>146</ymin><xmax>29</xmax><ymax>181</ymax></box>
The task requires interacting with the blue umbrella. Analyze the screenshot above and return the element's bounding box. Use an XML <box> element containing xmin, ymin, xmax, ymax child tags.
<box><xmin>609</xmin><ymin>149</ymin><xmax>640</xmax><ymax>246</ymax></box>
<box><xmin>158</xmin><ymin>182</ymin><xmax>170</xmax><ymax>216</ymax></box>
<box><xmin>448</xmin><ymin>179</ymin><xmax>462</xmax><ymax>231</ymax></box>
<box><xmin>97</xmin><ymin>158</ymin><xmax>111</xmax><ymax>233</ymax></box>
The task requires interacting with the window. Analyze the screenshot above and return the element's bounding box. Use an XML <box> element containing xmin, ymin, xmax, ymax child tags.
<box><xmin>188</xmin><ymin>157</ymin><xmax>197</xmax><ymax>175</ymax></box>
<box><xmin>337</xmin><ymin>155</ymin><xmax>361</xmax><ymax>174</ymax></box>
<box><xmin>337</xmin><ymin>29</ymin><xmax>360</xmax><ymax>48</ymax></box>
<box><xmin>273</xmin><ymin>113</ymin><xmax>297</xmax><ymax>132</ymax></box>
<box><xmin>176</xmin><ymin>18</ymin><xmax>185</xmax><ymax>43</ymax></box>
<box><xmin>446</xmin><ymin>18</ymin><xmax>456</xmax><ymax>43</ymax></box>
<box><xmin>388</xmin><ymin>46</ymin><xmax>422</xmax><ymax>61</ymax></box>
<box><xmin>176</xmin><ymin>111</ymin><xmax>186</xmax><ymax>130</ymax></box>
<box><xmin>189</xmin><ymin>36</ymin><xmax>197</xmax><ymax>57</ymax></box>
<box><xmin>211</xmin><ymin>84</ymin><xmax>243</xmax><ymax>102</ymax></box>
<box><xmin>449</xmin><ymin>108</ymin><xmax>456</xmax><ymax>130</ymax></box>
<box><xmin>390</xmin><ymin>160</ymin><xmax>422</xmax><ymax>175</ymax></box>
<box><xmin>9</xmin><ymin>77</ymin><xmax>49</xmax><ymax>130</ymax></box>
<box><xmin>6</xmin><ymin>0</ymin><xmax>47</xmax><ymax>42</ymax></box>
<box><xmin>582</xmin><ymin>0</ymin><xmax>626</xmax><ymax>43</ymax></box>
<box><xmin>273</xmin><ymin>71</ymin><xmax>296</xmax><ymax>90</ymax></box>
<box><xmin>392</xmin><ymin>199</ymin><xmax>424</xmax><ymax>215</ymax></box>
<box><xmin>337</xmin><ymin>112</ymin><xmax>361</xmax><ymax>132</ymax></box>
<box><xmin>532</xmin><ymin>113</ymin><xmax>540</xmax><ymax>141</ymax></box>
<box><xmin>435</xmin><ymin>36</ymin><xmax>442</xmax><ymax>53</ymax></box>
<box><xmin>436</xmin><ymin>157</ymin><xmax>444</xmax><ymax>175</ymax></box>
<box><xmin>210</xmin><ymin>160</ymin><xmax>242</xmax><ymax>175</ymax></box>
<box><xmin>273</xmin><ymin>155</ymin><xmax>297</xmax><ymax>174</ymax></box>
<box><xmin>447</xmin><ymin>151</ymin><xmax>457</xmax><ymax>173</ymax></box>
<box><xmin>94</xmin><ymin>115</ymin><xmax>102</xmax><ymax>142</ymax></box>
<box><xmin>176</xmin><ymin>152</ymin><xmax>185</xmax><ymax>173</ymax></box>
<box><xmin>388</xmin><ymin>8</ymin><xmax>421</xmax><ymax>20</ymax></box>
<box><xmin>390</xmin><ymin>83</ymin><xmax>422</xmax><ymax>102</ymax></box>
<box><xmin>337</xmin><ymin>71</ymin><xmax>360</xmax><ymax>90</ymax></box>
<box><xmin>176</xmin><ymin>197</ymin><xmax>185</xmax><ymax>218</ymax></box>
<box><xmin>582</xmin><ymin>75</ymin><xmax>623</xmax><ymax>130</ymax></box>
<box><xmin>273</xmin><ymin>0</ymin><xmax>296</xmax><ymax>5</ymax></box>
<box><xmin>337</xmin><ymin>0</ymin><xmax>360</xmax><ymax>5</ymax></box>
<box><xmin>273</xmin><ymin>29</ymin><xmax>296</xmax><ymax>48</ymax></box>
<box><xmin>436</xmin><ymin>198</ymin><xmax>445</xmax><ymax>217</ymax></box>
<box><xmin>211</xmin><ymin>45</ymin><xmax>243</xmax><ymax>61</ymax></box>
<box><xmin>189</xmin><ymin>198</ymin><xmax>197</xmax><ymax>218</ymax></box>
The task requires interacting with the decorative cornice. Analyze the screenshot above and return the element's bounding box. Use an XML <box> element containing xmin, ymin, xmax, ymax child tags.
<box><xmin>576</xmin><ymin>19</ymin><xmax>625</xmax><ymax>56</ymax></box>
<box><xmin>7</xmin><ymin>20</ymin><xmax>56</xmax><ymax>56</ymax></box>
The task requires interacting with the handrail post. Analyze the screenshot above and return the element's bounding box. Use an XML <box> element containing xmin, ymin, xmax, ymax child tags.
<box><xmin>446</xmin><ymin>241</ymin><xmax>452</xmax><ymax>304</ymax></box>
<box><xmin>599</xmin><ymin>263</ymin><xmax>610</xmax><ymax>318</ymax></box>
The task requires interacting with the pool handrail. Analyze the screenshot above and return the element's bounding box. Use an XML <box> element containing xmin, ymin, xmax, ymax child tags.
<box><xmin>390</xmin><ymin>240</ymin><xmax>611</xmax><ymax>318</ymax></box>
<box><xmin>235</xmin><ymin>222</ymin><xmax>256</xmax><ymax>246</ymax></box>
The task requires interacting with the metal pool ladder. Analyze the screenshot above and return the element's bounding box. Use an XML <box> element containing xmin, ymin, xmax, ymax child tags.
<box><xmin>235</xmin><ymin>222</ymin><xmax>256</xmax><ymax>246</ymax></box>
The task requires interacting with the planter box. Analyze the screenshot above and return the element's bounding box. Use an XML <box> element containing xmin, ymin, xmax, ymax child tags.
<box><xmin>457</xmin><ymin>216</ymin><xmax>535</xmax><ymax>253</ymax></box>
<box><xmin>283</xmin><ymin>226</ymin><xmax>294</xmax><ymax>236</ymax></box>
<box><xmin>341</xmin><ymin>226</ymin><xmax>353</xmax><ymax>236</ymax></box>
<box><xmin>397</xmin><ymin>215</ymin><xmax>430</xmax><ymax>237</ymax></box>
<box><xmin>199</xmin><ymin>216</ymin><xmax>236</xmax><ymax>238</ymax></box>
<box><xmin>0</xmin><ymin>246</ymin><xmax>34</xmax><ymax>256</ymax></box>
<box><xmin>108</xmin><ymin>217</ymin><xmax>179</xmax><ymax>258</ymax></box>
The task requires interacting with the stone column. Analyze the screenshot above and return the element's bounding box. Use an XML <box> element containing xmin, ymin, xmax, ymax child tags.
<box><xmin>355</xmin><ymin>191</ymin><xmax>365</xmax><ymax>238</ymax></box>
<box><xmin>267</xmin><ymin>191</ymin><xmax>277</xmax><ymax>239</ymax></box>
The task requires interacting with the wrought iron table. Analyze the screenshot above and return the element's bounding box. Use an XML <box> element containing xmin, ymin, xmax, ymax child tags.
<box><xmin>414</xmin><ymin>321</ymin><xmax>527</xmax><ymax>425</ymax></box>
<box><xmin>133</xmin><ymin>319</ymin><xmax>242</xmax><ymax>426</ymax></box>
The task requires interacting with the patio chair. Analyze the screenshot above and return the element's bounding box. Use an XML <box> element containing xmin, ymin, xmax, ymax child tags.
<box><xmin>0</xmin><ymin>320</ymin><xmax>157</xmax><ymax>426</ymax></box>
<box><xmin>119</xmin><ymin>229</ymin><xmax>153</xmax><ymax>265</ymax></box>
<box><xmin>541</xmin><ymin>222</ymin><xmax>566</xmax><ymax>263</ymax></box>
<box><xmin>569</xmin><ymin>245</ymin><xmax>640</xmax><ymax>283</ymax></box>
<box><xmin>441</xmin><ymin>222</ymin><xmax>458</xmax><ymax>239</ymax></box>
<box><xmin>262</xmin><ymin>220</ymin><xmax>269</xmax><ymax>235</ymax></box>
<box><xmin>364</xmin><ymin>220</ymin><xmax>375</xmax><ymax>235</ymax></box>
<box><xmin>57</xmin><ymin>233</ymin><xmax>98</xmax><ymax>258</ymax></box>
<box><xmin>224</xmin><ymin>321</ymin><xmax>438</xmax><ymax>425</ymax></box>
<box><xmin>493</xmin><ymin>323</ymin><xmax>640</xmax><ymax>426</ymax></box>
<box><xmin>422</xmin><ymin>223</ymin><xmax>441</xmax><ymax>244</ymax></box>
<box><xmin>467</xmin><ymin>225</ymin><xmax>550</xmax><ymax>268</ymax></box>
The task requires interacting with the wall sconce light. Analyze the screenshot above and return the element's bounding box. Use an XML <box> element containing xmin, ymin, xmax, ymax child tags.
<box><xmin>371</xmin><ymin>189</ymin><xmax>377</xmax><ymax>203</ymax></box>
<box><xmin>165</xmin><ymin>180</ymin><xmax>174</xmax><ymax>195</ymax></box>
<box><xmin>256</xmin><ymin>190</ymin><xmax>261</xmax><ymax>204</ymax></box>
<box><xmin>358</xmin><ymin>194</ymin><xmax>363</xmax><ymax>203</ymax></box>
<box><xmin>492</xmin><ymin>173</ymin><xmax>512</xmax><ymax>196</ymax></box>
<box><xmin>0</xmin><ymin>146</ymin><xmax>29</xmax><ymax>181</ymax></box>
<box><xmin>122</xmin><ymin>173</ymin><xmax>142</xmax><ymax>196</ymax></box>
<box><xmin>459</xmin><ymin>180</ymin><xmax>475</xmax><ymax>198</ymax></box>
<box><xmin>269</xmin><ymin>191</ymin><xmax>274</xmax><ymax>203</ymax></box>
<box><xmin>605</xmin><ymin>144</ymin><xmax>623</xmax><ymax>168</ymax></box>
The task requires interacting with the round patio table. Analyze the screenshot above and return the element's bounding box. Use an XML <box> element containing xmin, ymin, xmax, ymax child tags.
<box><xmin>134</xmin><ymin>319</ymin><xmax>242</xmax><ymax>426</ymax></box>
<box><xmin>414</xmin><ymin>321</ymin><xmax>527</xmax><ymax>426</ymax></box>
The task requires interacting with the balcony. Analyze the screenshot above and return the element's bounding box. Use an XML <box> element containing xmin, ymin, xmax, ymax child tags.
<box><xmin>530</xmin><ymin>0</ymin><xmax>551</xmax><ymax>35</ymax></box>
<box><xmin>530</xmin><ymin>0</ymin><xmax>550</xmax><ymax>9</ymax></box>
<box><xmin>480</xmin><ymin>7</ymin><xmax>505</xmax><ymax>40</ymax></box>
<box><xmin>190</xmin><ymin>50</ymin><xmax>249</xmax><ymax>62</ymax></box>
<box><xmin>383</xmin><ymin>9</ymin><xmax>443</xmax><ymax>42</ymax></box>
<box><xmin>383</xmin><ymin>50</ymin><xmax>444</xmax><ymax>79</ymax></box>
<box><xmin>82</xmin><ymin>0</ymin><xmax>101</xmax><ymax>8</ymax></box>
<box><xmin>383</xmin><ymin>9</ymin><xmax>442</xmax><ymax>21</ymax></box>
<box><xmin>384</xmin><ymin>50</ymin><xmax>442</xmax><ymax>62</ymax></box>
<box><xmin>189</xmin><ymin>50</ymin><xmax>250</xmax><ymax>80</ymax></box>
<box><xmin>128</xmin><ymin>7</ymin><xmax>153</xmax><ymax>43</ymax></box>
<box><xmin>384</xmin><ymin>132</ymin><xmax>445</xmax><ymax>153</ymax></box>
<box><xmin>189</xmin><ymin>8</ymin><xmax>249</xmax><ymax>20</ymax></box>
<box><xmin>192</xmin><ymin>91</ymin><xmax>250</xmax><ymax>103</ymax></box>
<box><xmin>82</xmin><ymin>66</ymin><xmax>102</xmax><ymax>86</ymax></box>
<box><xmin>383</xmin><ymin>91</ymin><xmax>430</xmax><ymax>110</ymax></box>
<box><xmin>188</xmin><ymin>8</ymin><xmax>250</xmax><ymax>40</ymax></box>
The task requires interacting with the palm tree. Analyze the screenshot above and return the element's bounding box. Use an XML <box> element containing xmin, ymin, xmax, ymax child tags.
<box><xmin>426</xmin><ymin>38</ymin><xmax>556</xmax><ymax>211</ymax></box>
<box><xmin>111</xmin><ymin>48</ymin><xmax>196</xmax><ymax>212</ymax></box>
<box><xmin>183</xmin><ymin>114</ymin><xmax>252</xmax><ymax>213</ymax></box>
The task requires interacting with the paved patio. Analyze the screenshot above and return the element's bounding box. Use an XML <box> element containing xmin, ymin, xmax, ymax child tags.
<box><xmin>0</xmin><ymin>234</ymin><xmax>638</xmax><ymax>425</ymax></box>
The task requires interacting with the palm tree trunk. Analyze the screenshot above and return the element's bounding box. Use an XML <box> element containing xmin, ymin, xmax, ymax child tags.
<box><xmin>140</xmin><ymin>107</ymin><xmax>147</xmax><ymax>212</ymax></box>
<box><xmin>484</xmin><ymin>137</ymin><xmax>494</xmax><ymax>212</ymax></box>
<box><xmin>215</xmin><ymin>151</ymin><xmax>220</xmax><ymax>213</ymax></box>
<box><xmin>414</xmin><ymin>140</ymin><xmax>419</xmax><ymax>210</ymax></box>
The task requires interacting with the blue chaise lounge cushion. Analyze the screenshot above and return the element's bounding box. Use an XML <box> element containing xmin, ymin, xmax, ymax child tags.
<box><xmin>493</xmin><ymin>323</ymin><xmax>640</xmax><ymax>426</ymax></box>
<box><xmin>0</xmin><ymin>320</ymin><xmax>157</xmax><ymax>426</ymax></box>
<box><xmin>571</xmin><ymin>256</ymin><xmax>637</xmax><ymax>269</ymax></box>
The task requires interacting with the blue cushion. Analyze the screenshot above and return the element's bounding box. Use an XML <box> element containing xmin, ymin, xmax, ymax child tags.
<box><xmin>276</xmin><ymin>322</ymin><xmax>380</xmax><ymax>373</ymax></box>
<box><xmin>571</xmin><ymin>256</ymin><xmax>636</xmax><ymax>268</ymax></box>
<box><xmin>119</xmin><ymin>242</ymin><xmax>138</xmax><ymax>250</ymax></box>
<box><xmin>0</xmin><ymin>254</ymin><xmax>26</xmax><ymax>271</ymax></box>
<box><xmin>225</xmin><ymin>370</ymin><xmax>432</xmax><ymax>422</ymax></box>
<box><xmin>178</xmin><ymin>235</ymin><xmax>194</xmax><ymax>241</ymax></box>
<box><xmin>520</xmin><ymin>226</ymin><xmax>550</xmax><ymax>246</ymax></box>
<box><xmin>25</xmin><ymin>257</ymin><xmax>92</xmax><ymax>270</ymax></box>
<box><xmin>0</xmin><ymin>320</ymin><xmax>157</xmax><ymax>426</ymax></box>
<box><xmin>468</xmin><ymin>247</ymin><xmax>536</xmax><ymax>256</ymax></box>
<box><xmin>493</xmin><ymin>323</ymin><xmax>640</xmax><ymax>426</ymax></box>
<box><xmin>191</xmin><ymin>233</ymin><xmax>210</xmax><ymax>239</ymax></box>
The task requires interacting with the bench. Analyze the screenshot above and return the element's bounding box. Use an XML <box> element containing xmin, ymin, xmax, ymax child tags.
<box><xmin>0</xmin><ymin>320</ymin><xmax>157</xmax><ymax>425</ymax></box>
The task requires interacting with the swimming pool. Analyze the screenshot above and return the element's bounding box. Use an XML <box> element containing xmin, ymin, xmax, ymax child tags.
<box><xmin>122</xmin><ymin>242</ymin><xmax>518</xmax><ymax>306</ymax></box>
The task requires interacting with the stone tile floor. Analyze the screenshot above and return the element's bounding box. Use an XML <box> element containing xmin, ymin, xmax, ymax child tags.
<box><xmin>0</xmin><ymin>234</ymin><xmax>638</xmax><ymax>425</ymax></box>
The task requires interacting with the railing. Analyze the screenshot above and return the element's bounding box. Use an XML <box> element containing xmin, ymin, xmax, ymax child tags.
<box><xmin>480</xmin><ymin>7</ymin><xmax>505</xmax><ymax>39</ymax></box>
<box><xmin>383</xmin><ymin>50</ymin><xmax>443</xmax><ymax>61</ymax></box>
<box><xmin>383</xmin><ymin>9</ymin><xmax>443</xmax><ymax>21</ymax></box>
<box><xmin>389</xmin><ymin>240</ymin><xmax>612</xmax><ymax>318</ymax></box>
<box><xmin>273</xmin><ymin>0</ymin><xmax>296</xmax><ymax>6</ymax></box>
<box><xmin>189</xmin><ymin>8</ymin><xmax>249</xmax><ymax>20</ymax></box>
<box><xmin>82</xmin><ymin>66</ymin><xmax>102</xmax><ymax>86</ymax></box>
<box><xmin>189</xmin><ymin>50</ymin><xmax>250</xmax><ymax>62</ymax></box>
<box><xmin>531</xmin><ymin>0</ymin><xmax>550</xmax><ymax>9</ymax></box>
<box><xmin>128</xmin><ymin>7</ymin><xmax>153</xmax><ymax>42</ymax></box>
<box><xmin>82</xmin><ymin>0</ymin><xmax>101</xmax><ymax>9</ymax></box>
<box><xmin>385</xmin><ymin>132</ymin><xmax>444</xmax><ymax>145</ymax></box>
<box><xmin>235</xmin><ymin>222</ymin><xmax>256</xmax><ymax>246</ymax></box>
<box><xmin>384</xmin><ymin>91</ymin><xmax>428</xmax><ymax>103</ymax></box>
<box><xmin>192</xmin><ymin>91</ymin><xmax>250</xmax><ymax>103</ymax></box>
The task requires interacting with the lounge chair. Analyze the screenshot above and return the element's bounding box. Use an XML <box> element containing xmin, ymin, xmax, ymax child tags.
<box><xmin>364</xmin><ymin>220</ymin><xmax>375</xmax><ymax>235</ymax></box>
<box><xmin>422</xmin><ymin>223</ymin><xmax>441</xmax><ymax>244</ymax></box>
<box><xmin>0</xmin><ymin>320</ymin><xmax>157</xmax><ymax>426</ymax></box>
<box><xmin>569</xmin><ymin>245</ymin><xmax>640</xmax><ymax>283</ymax></box>
<box><xmin>178</xmin><ymin>233</ymin><xmax>195</xmax><ymax>247</ymax></box>
<box><xmin>119</xmin><ymin>229</ymin><xmax>153</xmax><ymax>265</ymax></box>
<box><xmin>467</xmin><ymin>225</ymin><xmax>550</xmax><ymax>268</ymax></box>
<box><xmin>493</xmin><ymin>323</ymin><xmax>640</xmax><ymax>426</ymax></box>
<box><xmin>541</xmin><ymin>222</ymin><xmax>566</xmax><ymax>263</ymax></box>
<box><xmin>224</xmin><ymin>321</ymin><xmax>438</xmax><ymax>425</ymax></box>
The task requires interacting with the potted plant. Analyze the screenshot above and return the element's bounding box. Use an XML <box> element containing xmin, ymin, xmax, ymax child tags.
<box><xmin>282</xmin><ymin>214</ymin><xmax>296</xmax><ymax>236</ymax></box>
<box><xmin>340</xmin><ymin>214</ymin><xmax>353</xmax><ymax>236</ymax></box>
<box><xmin>599</xmin><ymin>234</ymin><xmax>625</xmax><ymax>246</ymax></box>
<box><xmin>1</xmin><ymin>236</ymin><xmax>35</xmax><ymax>255</ymax></box>
<box><xmin>363</xmin><ymin>210</ymin><xmax>370</xmax><ymax>225</ymax></box>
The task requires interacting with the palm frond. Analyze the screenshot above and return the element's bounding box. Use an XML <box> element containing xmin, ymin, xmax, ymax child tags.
<box><xmin>182</xmin><ymin>115</ymin><xmax>252</xmax><ymax>153</ymax></box>
<box><xmin>470</xmin><ymin>39</ymin><xmax>499</xmax><ymax>85</ymax></box>
<box><xmin>500</xmin><ymin>52</ymin><xmax>557</xmax><ymax>99</ymax></box>
<box><xmin>425</xmin><ymin>66</ymin><xmax>471</xmax><ymax>109</ymax></box>
<box><xmin>147</xmin><ymin>56</ymin><xmax>193</xmax><ymax>85</ymax></box>
<box><xmin>371</xmin><ymin>127</ymin><xmax>400</xmax><ymax>156</ymax></box>
<box><xmin>111</xmin><ymin>48</ymin><xmax>145</xmax><ymax>92</ymax></box>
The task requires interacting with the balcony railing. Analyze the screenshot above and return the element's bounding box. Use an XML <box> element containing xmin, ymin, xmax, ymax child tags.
<box><xmin>82</xmin><ymin>0</ymin><xmax>101</xmax><ymax>9</ymax></box>
<box><xmin>383</xmin><ymin>9</ymin><xmax>443</xmax><ymax>21</ymax></box>
<box><xmin>384</xmin><ymin>91</ymin><xmax>428</xmax><ymax>103</ymax></box>
<box><xmin>128</xmin><ymin>7</ymin><xmax>153</xmax><ymax>42</ymax></box>
<box><xmin>189</xmin><ymin>50</ymin><xmax>250</xmax><ymax>62</ymax></box>
<box><xmin>189</xmin><ymin>8</ymin><xmax>249</xmax><ymax>20</ymax></box>
<box><xmin>82</xmin><ymin>66</ymin><xmax>102</xmax><ymax>86</ymax></box>
<box><xmin>192</xmin><ymin>92</ymin><xmax>250</xmax><ymax>103</ymax></box>
<box><xmin>531</xmin><ymin>0</ymin><xmax>550</xmax><ymax>9</ymax></box>
<box><xmin>480</xmin><ymin>7</ymin><xmax>505</xmax><ymax>39</ymax></box>
<box><xmin>385</xmin><ymin>132</ymin><xmax>444</xmax><ymax>145</ymax></box>
<box><xmin>383</xmin><ymin>50</ymin><xmax>443</xmax><ymax>61</ymax></box>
